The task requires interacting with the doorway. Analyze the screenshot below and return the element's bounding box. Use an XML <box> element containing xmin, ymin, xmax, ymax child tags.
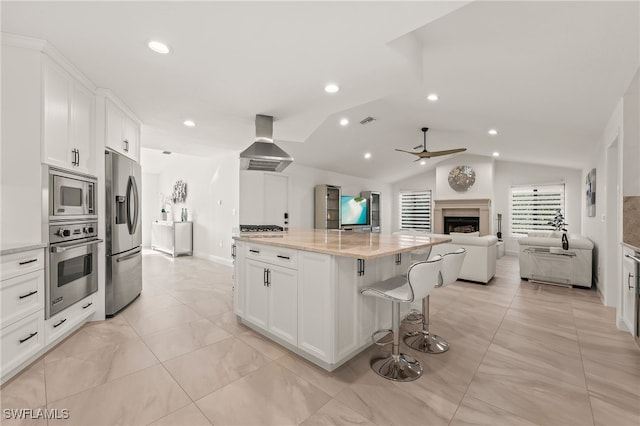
<box><xmin>605</xmin><ymin>138</ymin><xmax>621</xmax><ymax>313</ymax></box>
<box><xmin>263</xmin><ymin>174</ymin><xmax>289</xmax><ymax>229</ymax></box>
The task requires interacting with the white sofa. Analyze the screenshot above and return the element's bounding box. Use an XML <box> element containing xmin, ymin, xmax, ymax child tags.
<box><xmin>394</xmin><ymin>231</ymin><xmax>498</xmax><ymax>284</ymax></box>
<box><xmin>517</xmin><ymin>231</ymin><xmax>594</xmax><ymax>288</ymax></box>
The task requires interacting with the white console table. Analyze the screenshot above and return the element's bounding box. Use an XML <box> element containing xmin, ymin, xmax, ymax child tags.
<box><xmin>151</xmin><ymin>221</ymin><xmax>193</xmax><ymax>257</ymax></box>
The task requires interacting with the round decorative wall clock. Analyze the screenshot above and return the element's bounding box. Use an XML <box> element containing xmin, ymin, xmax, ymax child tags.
<box><xmin>448</xmin><ymin>165</ymin><xmax>476</xmax><ymax>192</ymax></box>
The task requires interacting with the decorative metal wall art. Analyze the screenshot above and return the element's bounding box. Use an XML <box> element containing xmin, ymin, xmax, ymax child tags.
<box><xmin>448</xmin><ymin>165</ymin><xmax>476</xmax><ymax>192</ymax></box>
<box><xmin>586</xmin><ymin>168</ymin><xmax>596</xmax><ymax>217</ymax></box>
<box><xmin>172</xmin><ymin>180</ymin><xmax>187</xmax><ymax>203</ymax></box>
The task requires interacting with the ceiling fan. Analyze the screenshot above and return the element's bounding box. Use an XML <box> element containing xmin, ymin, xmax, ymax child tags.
<box><xmin>395</xmin><ymin>127</ymin><xmax>466</xmax><ymax>160</ymax></box>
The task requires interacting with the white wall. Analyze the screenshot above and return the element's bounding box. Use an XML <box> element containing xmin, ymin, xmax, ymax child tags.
<box><xmin>141</xmin><ymin>172</ymin><xmax>160</xmax><ymax>248</ymax></box>
<box><xmin>390</xmin><ymin>158</ymin><xmax>583</xmax><ymax>252</ymax></box>
<box><xmin>240</xmin><ymin>163</ymin><xmax>393</xmax><ymax>232</ymax></box>
<box><xmin>1</xmin><ymin>45</ymin><xmax>43</xmax><ymax>245</ymax></box>
<box><xmin>583</xmin><ymin>69</ymin><xmax>639</xmax><ymax>316</ymax></box>
<box><xmin>391</xmin><ymin>169</ymin><xmax>437</xmax><ymax>233</ymax></box>
<box><xmin>435</xmin><ymin>154</ymin><xmax>495</xmax><ymax>200</ymax></box>
<box><xmin>494</xmin><ymin>161</ymin><xmax>582</xmax><ymax>255</ymax></box>
<box><xmin>140</xmin><ymin>148</ymin><xmax>239</xmax><ymax>265</ymax></box>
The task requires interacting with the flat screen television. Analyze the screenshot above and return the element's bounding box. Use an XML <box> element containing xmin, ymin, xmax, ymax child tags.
<box><xmin>341</xmin><ymin>195</ymin><xmax>368</xmax><ymax>226</ymax></box>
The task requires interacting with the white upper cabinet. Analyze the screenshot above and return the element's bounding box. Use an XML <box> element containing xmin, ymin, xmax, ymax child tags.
<box><xmin>42</xmin><ymin>55</ymin><xmax>95</xmax><ymax>175</ymax></box>
<box><xmin>105</xmin><ymin>97</ymin><xmax>140</xmax><ymax>162</ymax></box>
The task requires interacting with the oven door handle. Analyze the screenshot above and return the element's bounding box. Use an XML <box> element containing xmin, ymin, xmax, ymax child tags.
<box><xmin>51</xmin><ymin>239</ymin><xmax>103</xmax><ymax>253</ymax></box>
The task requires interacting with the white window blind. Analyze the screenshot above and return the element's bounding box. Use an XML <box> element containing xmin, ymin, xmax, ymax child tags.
<box><xmin>399</xmin><ymin>190</ymin><xmax>432</xmax><ymax>231</ymax></box>
<box><xmin>510</xmin><ymin>184</ymin><xmax>565</xmax><ymax>235</ymax></box>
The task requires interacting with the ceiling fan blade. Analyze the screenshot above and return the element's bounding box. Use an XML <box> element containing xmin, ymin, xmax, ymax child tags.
<box><xmin>395</xmin><ymin>148</ymin><xmax>422</xmax><ymax>156</ymax></box>
<box><xmin>422</xmin><ymin>148</ymin><xmax>467</xmax><ymax>157</ymax></box>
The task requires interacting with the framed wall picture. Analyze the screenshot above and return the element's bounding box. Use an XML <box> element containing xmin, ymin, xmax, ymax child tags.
<box><xmin>586</xmin><ymin>168</ymin><xmax>596</xmax><ymax>217</ymax></box>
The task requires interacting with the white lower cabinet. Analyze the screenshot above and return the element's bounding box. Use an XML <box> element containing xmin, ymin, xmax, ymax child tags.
<box><xmin>45</xmin><ymin>293</ymin><xmax>96</xmax><ymax>345</ymax></box>
<box><xmin>1</xmin><ymin>311</ymin><xmax>45</xmax><ymax>375</ymax></box>
<box><xmin>621</xmin><ymin>246</ymin><xmax>637</xmax><ymax>333</ymax></box>
<box><xmin>151</xmin><ymin>221</ymin><xmax>193</xmax><ymax>257</ymax></box>
<box><xmin>244</xmin><ymin>257</ymin><xmax>297</xmax><ymax>346</ymax></box>
<box><xmin>236</xmin><ymin>241</ymin><xmax>408</xmax><ymax>370</ymax></box>
<box><xmin>1</xmin><ymin>248</ymin><xmax>46</xmax><ymax>382</ymax></box>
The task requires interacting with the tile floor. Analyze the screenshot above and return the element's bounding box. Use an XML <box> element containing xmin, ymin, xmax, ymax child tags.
<box><xmin>2</xmin><ymin>249</ymin><xmax>639</xmax><ymax>425</ymax></box>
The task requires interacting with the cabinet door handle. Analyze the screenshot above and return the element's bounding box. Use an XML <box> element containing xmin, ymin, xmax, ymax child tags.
<box><xmin>18</xmin><ymin>258</ymin><xmax>38</xmax><ymax>266</ymax></box>
<box><xmin>124</xmin><ymin>139</ymin><xmax>129</xmax><ymax>152</ymax></box>
<box><xmin>263</xmin><ymin>268</ymin><xmax>268</xmax><ymax>286</ymax></box>
<box><xmin>53</xmin><ymin>318</ymin><xmax>67</xmax><ymax>328</ymax></box>
<box><xmin>82</xmin><ymin>302</ymin><xmax>93</xmax><ymax>309</ymax></box>
<box><xmin>76</xmin><ymin>149</ymin><xmax>80</xmax><ymax>166</ymax></box>
<box><xmin>19</xmin><ymin>290</ymin><xmax>38</xmax><ymax>299</ymax></box>
<box><xmin>19</xmin><ymin>332</ymin><xmax>38</xmax><ymax>344</ymax></box>
<box><xmin>277</xmin><ymin>255</ymin><xmax>290</xmax><ymax>260</ymax></box>
<box><xmin>250</xmin><ymin>249</ymin><xmax>260</xmax><ymax>254</ymax></box>
<box><xmin>628</xmin><ymin>273</ymin><xmax>635</xmax><ymax>290</ymax></box>
<box><xmin>267</xmin><ymin>269</ymin><xmax>271</xmax><ymax>287</ymax></box>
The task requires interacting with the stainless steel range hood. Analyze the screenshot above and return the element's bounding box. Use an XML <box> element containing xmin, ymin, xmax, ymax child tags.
<box><xmin>240</xmin><ymin>115</ymin><xmax>293</xmax><ymax>172</ymax></box>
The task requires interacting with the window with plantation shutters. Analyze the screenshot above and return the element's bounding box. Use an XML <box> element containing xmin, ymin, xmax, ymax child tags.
<box><xmin>510</xmin><ymin>184</ymin><xmax>565</xmax><ymax>236</ymax></box>
<box><xmin>399</xmin><ymin>190</ymin><xmax>432</xmax><ymax>231</ymax></box>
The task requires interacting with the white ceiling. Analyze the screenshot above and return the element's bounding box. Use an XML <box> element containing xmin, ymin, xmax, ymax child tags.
<box><xmin>3</xmin><ymin>1</ymin><xmax>638</xmax><ymax>183</ymax></box>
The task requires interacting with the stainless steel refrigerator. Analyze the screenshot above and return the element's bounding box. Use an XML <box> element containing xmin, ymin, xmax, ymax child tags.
<box><xmin>105</xmin><ymin>149</ymin><xmax>142</xmax><ymax>316</ymax></box>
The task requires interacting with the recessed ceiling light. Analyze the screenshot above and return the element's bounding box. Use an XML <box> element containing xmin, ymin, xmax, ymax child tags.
<box><xmin>183</xmin><ymin>120</ymin><xmax>195</xmax><ymax>127</ymax></box>
<box><xmin>324</xmin><ymin>83</ymin><xmax>340</xmax><ymax>93</ymax></box>
<box><xmin>339</xmin><ymin>118</ymin><xmax>349</xmax><ymax>126</ymax></box>
<box><xmin>364</xmin><ymin>152</ymin><xmax>371</xmax><ymax>159</ymax></box>
<box><xmin>488</xmin><ymin>129</ymin><xmax>498</xmax><ymax>136</ymax></box>
<box><xmin>148</xmin><ymin>40</ymin><xmax>171</xmax><ymax>54</ymax></box>
<box><xmin>420</xmin><ymin>160</ymin><xmax>426</xmax><ymax>165</ymax></box>
<box><xmin>426</xmin><ymin>94</ymin><xmax>439</xmax><ymax>102</ymax></box>
<box><xmin>492</xmin><ymin>152</ymin><xmax>500</xmax><ymax>157</ymax></box>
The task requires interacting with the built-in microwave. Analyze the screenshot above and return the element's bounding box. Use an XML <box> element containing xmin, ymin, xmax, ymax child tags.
<box><xmin>49</xmin><ymin>167</ymin><xmax>97</xmax><ymax>221</ymax></box>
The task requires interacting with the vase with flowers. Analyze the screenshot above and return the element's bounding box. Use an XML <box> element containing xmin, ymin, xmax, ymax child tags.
<box><xmin>547</xmin><ymin>208</ymin><xmax>569</xmax><ymax>250</ymax></box>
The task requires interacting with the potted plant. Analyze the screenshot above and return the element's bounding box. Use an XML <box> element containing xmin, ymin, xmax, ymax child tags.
<box><xmin>547</xmin><ymin>208</ymin><xmax>569</xmax><ymax>250</ymax></box>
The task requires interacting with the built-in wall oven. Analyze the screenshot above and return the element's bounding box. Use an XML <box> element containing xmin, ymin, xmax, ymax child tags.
<box><xmin>46</xmin><ymin>167</ymin><xmax>101</xmax><ymax>319</ymax></box>
<box><xmin>46</xmin><ymin>221</ymin><xmax>101</xmax><ymax>318</ymax></box>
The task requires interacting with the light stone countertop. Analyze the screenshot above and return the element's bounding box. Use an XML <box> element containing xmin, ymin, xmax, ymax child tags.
<box><xmin>1</xmin><ymin>242</ymin><xmax>47</xmax><ymax>256</ymax></box>
<box><xmin>233</xmin><ymin>229</ymin><xmax>451</xmax><ymax>260</ymax></box>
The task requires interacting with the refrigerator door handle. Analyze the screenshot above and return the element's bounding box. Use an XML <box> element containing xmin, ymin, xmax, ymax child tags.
<box><xmin>126</xmin><ymin>176</ymin><xmax>139</xmax><ymax>235</ymax></box>
<box><xmin>116</xmin><ymin>248</ymin><xmax>142</xmax><ymax>263</ymax></box>
<box><xmin>131</xmin><ymin>175</ymin><xmax>139</xmax><ymax>235</ymax></box>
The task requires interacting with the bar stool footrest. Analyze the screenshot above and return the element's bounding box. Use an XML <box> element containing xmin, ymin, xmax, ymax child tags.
<box><xmin>371</xmin><ymin>329</ymin><xmax>393</xmax><ymax>346</ymax></box>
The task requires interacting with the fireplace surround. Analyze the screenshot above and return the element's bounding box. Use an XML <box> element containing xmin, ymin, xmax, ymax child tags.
<box><xmin>433</xmin><ymin>199</ymin><xmax>491</xmax><ymax>236</ymax></box>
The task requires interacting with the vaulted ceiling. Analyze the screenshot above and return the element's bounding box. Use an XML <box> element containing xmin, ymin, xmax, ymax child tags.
<box><xmin>3</xmin><ymin>1</ymin><xmax>638</xmax><ymax>182</ymax></box>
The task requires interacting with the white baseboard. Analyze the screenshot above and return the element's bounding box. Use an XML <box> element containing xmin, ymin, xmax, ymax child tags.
<box><xmin>193</xmin><ymin>251</ymin><xmax>233</xmax><ymax>267</ymax></box>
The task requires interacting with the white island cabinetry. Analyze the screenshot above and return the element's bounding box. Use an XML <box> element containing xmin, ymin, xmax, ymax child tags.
<box><xmin>232</xmin><ymin>231</ymin><xmax>434</xmax><ymax>370</ymax></box>
<box><xmin>244</xmin><ymin>244</ymin><xmax>298</xmax><ymax>346</ymax></box>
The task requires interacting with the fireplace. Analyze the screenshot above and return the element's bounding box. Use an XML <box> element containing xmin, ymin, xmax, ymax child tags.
<box><xmin>444</xmin><ymin>216</ymin><xmax>480</xmax><ymax>234</ymax></box>
<box><xmin>433</xmin><ymin>199</ymin><xmax>491</xmax><ymax>236</ymax></box>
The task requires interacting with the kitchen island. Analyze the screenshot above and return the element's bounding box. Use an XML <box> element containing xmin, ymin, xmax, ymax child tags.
<box><xmin>232</xmin><ymin>229</ymin><xmax>450</xmax><ymax>371</ymax></box>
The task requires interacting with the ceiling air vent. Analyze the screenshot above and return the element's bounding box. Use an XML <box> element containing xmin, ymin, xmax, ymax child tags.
<box><xmin>359</xmin><ymin>116</ymin><xmax>376</xmax><ymax>125</ymax></box>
